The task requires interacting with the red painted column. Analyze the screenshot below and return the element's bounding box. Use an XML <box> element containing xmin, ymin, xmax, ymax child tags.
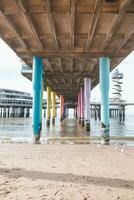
<box><xmin>60</xmin><ymin>95</ymin><xmax>64</xmax><ymax>121</ymax></box>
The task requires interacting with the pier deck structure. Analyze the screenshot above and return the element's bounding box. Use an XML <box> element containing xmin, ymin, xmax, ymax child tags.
<box><xmin>0</xmin><ymin>0</ymin><xmax>134</xmax><ymax>143</ymax></box>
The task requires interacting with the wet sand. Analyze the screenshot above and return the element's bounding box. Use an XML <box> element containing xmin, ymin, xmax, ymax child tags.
<box><xmin>0</xmin><ymin>143</ymin><xmax>134</xmax><ymax>200</ymax></box>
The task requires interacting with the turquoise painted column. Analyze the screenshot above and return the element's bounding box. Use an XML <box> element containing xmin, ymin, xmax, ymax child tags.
<box><xmin>99</xmin><ymin>57</ymin><xmax>110</xmax><ymax>144</ymax></box>
<box><xmin>32</xmin><ymin>56</ymin><xmax>43</xmax><ymax>143</ymax></box>
<box><xmin>84</xmin><ymin>77</ymin><xmax>91</xmax><ymax>131</ymax></box>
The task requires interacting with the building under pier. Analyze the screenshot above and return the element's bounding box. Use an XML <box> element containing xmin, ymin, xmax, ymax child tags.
<box><xmin>0</xmin><ymin>89</ymin><xmax>32</xmax><ymax>118</ymax></box>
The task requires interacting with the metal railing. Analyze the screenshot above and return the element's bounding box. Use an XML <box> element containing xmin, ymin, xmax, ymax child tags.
<box><xmin>21</xmin><ymin>64</ymin><xmax>32</xmax><ymax>73</ymax></box>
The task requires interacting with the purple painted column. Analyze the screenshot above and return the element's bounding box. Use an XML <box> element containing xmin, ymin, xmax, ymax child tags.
<box><xmin>84</xmin><ymin>77</ymin><xmax>91</xmax><ymax>131</ymax></box>
<box><xmin>77</xmin><ymin>91</ymin><xmax>81</xmax><ymax>123</ymax></box>
<box><xmin>80</xmin><ymin>87</ymin><xmax>85</xmax><ymax>126</ymax></box>
<box><xmin>76</xmin><ymin>93</ymin><xmax>79</xmax><ymax>119</ymax></box>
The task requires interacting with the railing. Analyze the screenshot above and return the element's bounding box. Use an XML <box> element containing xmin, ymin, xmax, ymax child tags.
<box><xmin>0</xmin><ymin>98</ymin><xmax>59</xmax><ymax>108</ymax></box>
<box><xmin>111</xmin><ymin>73</ymin><xmax>124</xmax><ymax>79</ymax></box>
<box><xmin>21</xmin><ymin>64</ymin><xmax>32</xmax><ymax>73</ymax></box>
<box><xmin>0</xmin><ymin>100</ymin><xmax>32</xmax><ymax>108</ymax></box>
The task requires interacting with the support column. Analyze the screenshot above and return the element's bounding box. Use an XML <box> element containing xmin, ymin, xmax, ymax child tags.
<box><xmin>40</xmin><ymin>85</ymin><xmax>43</xmax><ymax>131</ymax></box>
<box><xmin>7</xmin><ymin>107</ymin><xmax>10</xmax><ymax>118</ymax></box>
<box><xmin>99</xmin><ymin>57</ymin><xmax>110</xmax><ymax>144</ymax></box>
<box><xmin>77</xmin><ymin>91</ymin><xmax>81</xmax><ymax>123</ymax></box>
<box><xmin>46</xmin><ymin>86</ymin><xmax>51</xmax><ymax>126</ymax></box>
<box><xmin>0</xmin><ymin>107</ymin><xmax>2</xmax><ymax>117</ymax></box>
<box><xmin>10</xmin><ymin>107</ymin><xmax>15</xmax><ymax>117</ymax></box>
<box><xmin>64</xmin><ymin>104</ymin><xmax>67</xmax><ymax>118</ymax></box>
<box><xmin>94</xmin><ymin>106</ymin><xmax>97</xmax><ymax>120</ymax></box>
<box><xmin>60</xmin><ymin>95</ymin><xmax>64</xmax><ymax>121</ymax></box>
<box><xmin>66</xmin><ymin>107</ymin><xmax>68</xmax><ymax>118</ymax></box>
<box><xmin>98</xmin><ymin>105</ymin><xmax>101</xmax><ymax>120</ymax></box>
<box><xmin>32</xmin><ymin>56</ymin><xmax>43</xmax><ymax>143</ymax></box>
<box><xmin>3</xmin><ymin>107</ymin><xmax>6</xmax><ymax>118</ymax></box>
<box><xmin>44</xmin><ymin>108</ymin><xmax>46</xmax><ymax>118</ymax></box>
<box><xmin>52</xmin><ymin>91</ymin><xmax>56</xmax><ymax>124</ymax></box>
<box><xmin>123</xmin><ymin>106</ymin><xmax>125</xmax><ymax>122</ymax></box>
<box><xmin>80</xmin><ymin>87</ymin><xmax>84</xmax><ymax>126</ymax></box>
<box><xmin>84</xmin><ymin>78</ymin><xmax>91</xmax><ymax>131</ymax></box>
<box><xmin>18</xmin><ymin>107</ymin><xmax>24</xmax><ymax>117</ymax></box>
<box><xmin>25</xmin><ymin>107</ymin><xmax>30</xmax><ymax>117</ymax></box>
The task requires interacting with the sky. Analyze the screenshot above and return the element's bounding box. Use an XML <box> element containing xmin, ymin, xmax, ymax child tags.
<box><xmin>0</xmin><ymin>39</ymin><xmax>134</xmax><ymax>112</ymax></box>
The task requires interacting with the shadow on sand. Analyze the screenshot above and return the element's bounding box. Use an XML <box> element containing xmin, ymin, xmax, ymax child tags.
<box><xmin>0</xmin><ymin>167</ymin><xmax>134</xmax><ymax>190</ymax></box>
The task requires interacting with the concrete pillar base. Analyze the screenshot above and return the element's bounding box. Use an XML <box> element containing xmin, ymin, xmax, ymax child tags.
<box><xmin>10</xmin><ymin>113</ymin><xmax>15</xmax><ymax>117</ymax></box>
<box><xmin>26</xmin><ymin>113</ymin><xmax>30</xmax><ymax>118</ymax></box>
<box><xmin>52</xmin><ymin>117</ymin><xmax>55</xmax><ymax>124</ymax></box>
<box><xmin>18</xmin><ymin>113</ymin><xmax>24</xmax><ymax>117</ymax></box>
<box><xmin>81</xmin><ymin>118</ymin><xmax>85</xmax><ymax>126</ymax></box>
<box><xmin>33</xmin><ymin>135</ymin><xmax>41</xmax><ymax>144</ymax></box>
<box><xmin>26</xmin><ymin>108</ymin><xmax>30</xmax><ymax>117</ymax></box>
<box><xmin>3</xmin><ymin>113</ymin><xmax>6</xmax><ymax>118</ymax></box>
<box><xmin>40</xmin><ymin>122</ymin><xmax>42</xmax><ymax>131</ymax></box>
<box><xmin>46</xmin><ymin>119</ymin><xmax>50</xmax><ymax>126</ymax></box>
<box><xmin>60</xmin><ymin>116</ymin><xmax>64</xmax><ymax>121</ymax></box>
<box><xmin>85</xmin><ymin>122</ymin><xmax>90</xmax><ymax>131</ymax></box>
<box><xmin>101</xmin><ymin>137</ymin><xmax>110</xmax><ymax>145</ymax></box>
<box><xmin>101</xmin><ymin>123</ymin><xmax>110</xmax><ymax>145</ymax></box>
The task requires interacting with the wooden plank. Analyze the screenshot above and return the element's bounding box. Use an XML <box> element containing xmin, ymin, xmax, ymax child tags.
<box><xmin>44</xmin><ymin>0</ymin><xmax>59</xmax><ymax>50</ymax></box>
<box><xmin>45</xmin><ymin>58</ymin><xmax>54</xmax><ymax>72</ymax></box>
<box><xmin>89</xmin><ymin>58</ymin><xmax>98</xmax><ymax>73</ymax></box>
<box><xmin>45</xmin><ymin>72</ymin><xmax>91</xmax><ymax>79</ymax></box>
<box><xmin>85</xmin><ymin>0</ymin><xmax>102</xmax><ymax>51</ymax></box>
<box><xmin>101</xmin><ymin>0</ymin><xmax>133</xmax><ymax>51</ymax></box>
<box><xmin>70</xmin><ymin>0</ymin><xmax>76</xmax><ymax>49</ymax></box>
<box><xmin>15</xmin><ymin>0</ymin><xmax>45</xmax><ymax>51</ymax></box>
<box><xmin>18</xmin><ymin>51</ymin><xmax>125</xmax><ymax>59</ymax></box>
<box><xmin>70</xmin><ymin>58</ymin><xmax>74</xmax><ymax>73</ymax></box>
<box><xmin>57</xmin><ymin>58</ymin><xmax>63</xmax><ymax>73</ymax></box>
<box><xmin>0</xmin><ymin>10</ymin><xmax>28</xmax><ymax>50</ymax></box>
<box><xmin>116</xmin><ymin>26</ymin><xmax>134</xmax><ymax>52</ymax></box>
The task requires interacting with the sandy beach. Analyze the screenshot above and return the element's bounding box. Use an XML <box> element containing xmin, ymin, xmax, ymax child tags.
<box><xmin>0</xmin><ymin>143</ymin><xmax>134</xmax><ymax>200</ymax></box>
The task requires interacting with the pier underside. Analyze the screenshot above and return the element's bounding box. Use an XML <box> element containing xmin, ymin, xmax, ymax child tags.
<box><xmin>0</xmin><ymin>0</ymin><xmax>134</xmax><ymax>102</ymax></box>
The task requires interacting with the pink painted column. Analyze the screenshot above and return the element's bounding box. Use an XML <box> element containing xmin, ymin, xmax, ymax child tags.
<box><xmin>80</xmin><ymin>87</ymin><xmax>85</xmax><ymax>126</ymax></box>
<box><xmin>84</xmin><ymin>77</ymin><xmax>91</xmax><ymax>131</ymax></box>
<box><xmin>77</xmin><ymin>91</ymin><xmax>81</xmax><ymax>122</ymax></box>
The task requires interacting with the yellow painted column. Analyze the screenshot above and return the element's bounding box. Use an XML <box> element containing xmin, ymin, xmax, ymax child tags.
<box><xmin>46</xmin><ymin>86</ymin><xmax>51</xmax><ymax>126</ymax></box>
<box><xmin>40</xmin><ymin>83</ymin><xmax>43</xmax><ymax>132</ymax></box>
<box><xmin>52</xmin><ymin>91</ymin><xmax>56</xmax><ymax>124</ymax></box>
<box><xmin>60</xmin><ymin>95</ymin><xmax>64</xmax><ymax>121</ymax></box>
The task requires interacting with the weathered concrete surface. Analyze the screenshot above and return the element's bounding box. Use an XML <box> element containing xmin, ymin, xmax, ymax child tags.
<box><xmin>0</xmin><ymin>0</ymin><xmax>134</xmax><ymax>101</ymax></box>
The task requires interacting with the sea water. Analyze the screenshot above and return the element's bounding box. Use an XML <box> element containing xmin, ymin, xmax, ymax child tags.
<box><xmin>0</xmin><ymin>114</ymin><xmax>134</xmax><ymax>144</ymax></box>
